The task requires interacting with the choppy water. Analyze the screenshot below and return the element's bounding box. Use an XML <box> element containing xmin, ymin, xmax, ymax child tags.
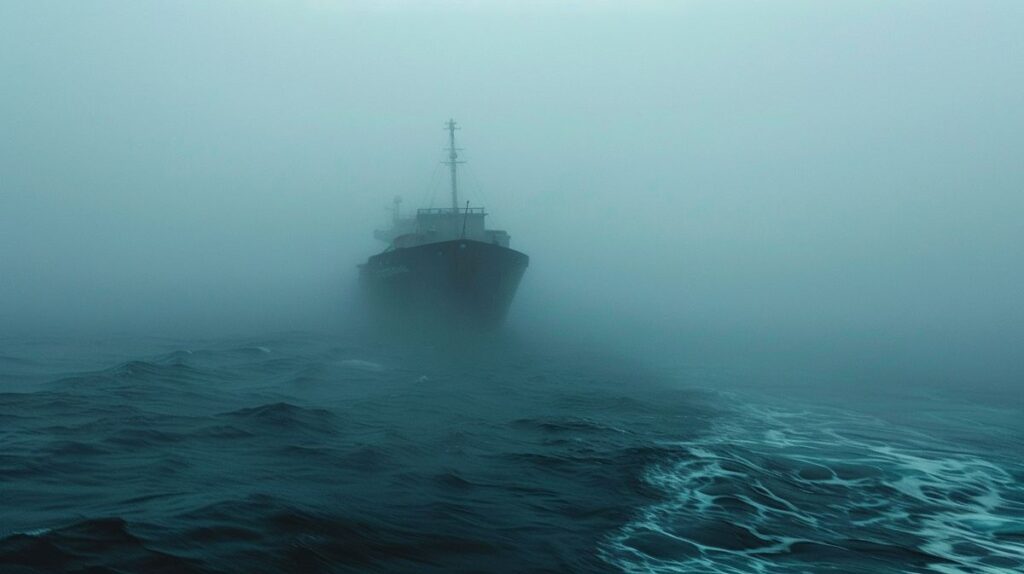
<box><xmin>1</xmin><ymin>332</ymin><xmax>1022</xmax><ymax>573</ymax></box>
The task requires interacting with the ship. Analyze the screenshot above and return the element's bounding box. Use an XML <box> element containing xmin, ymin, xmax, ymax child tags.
<box><xmin>358</xmin><ymin>120</ymin><xmax>529</xmax><ymax>330</ymax></box>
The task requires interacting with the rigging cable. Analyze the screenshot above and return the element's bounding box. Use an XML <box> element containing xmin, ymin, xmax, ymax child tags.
<box><xmin>421</xmin><ymin>159</ymin><xmax>443</xmax><ymax>209</ymax></box>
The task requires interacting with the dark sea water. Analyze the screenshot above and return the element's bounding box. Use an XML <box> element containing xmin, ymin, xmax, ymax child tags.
<box><xmin>1</xmin><ymin>332</ymin><xmax>1022</xmax><ymax>573</ymax></box>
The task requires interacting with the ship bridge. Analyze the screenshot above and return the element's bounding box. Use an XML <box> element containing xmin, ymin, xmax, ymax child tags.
<box><xmin>385</xmin><ymin>206</ymin><xmax>509</xmax><ymax>249</ymax></box>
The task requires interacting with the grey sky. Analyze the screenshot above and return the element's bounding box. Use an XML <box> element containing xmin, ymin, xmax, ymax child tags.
<box><xmin>2</xmin><ymin>1</ymin><xmax>1021</xmax><ymax>381</ymax></box>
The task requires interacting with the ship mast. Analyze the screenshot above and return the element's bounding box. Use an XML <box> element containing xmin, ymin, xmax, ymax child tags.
<box><xmin>444</xmin><ymin>119</ymin><xmax>464</xmax><ymax>211</ymax></box>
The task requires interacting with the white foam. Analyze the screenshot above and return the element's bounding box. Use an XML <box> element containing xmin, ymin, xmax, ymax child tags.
<box><xmin>337</xmin><ymin>359</ymin><xmax>385</xmax><ymax>371</ymax></box>
<box><xmin>603</xmin><ymin>400</ymin><xmax>1024</xmax><ymax>573</ymax></box>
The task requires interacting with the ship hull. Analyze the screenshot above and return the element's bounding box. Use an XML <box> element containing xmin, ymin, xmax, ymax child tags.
<box><xmin>359</xmin><ymin>239</ymin><xmax>529</xmax><ymax>330</ymax></box>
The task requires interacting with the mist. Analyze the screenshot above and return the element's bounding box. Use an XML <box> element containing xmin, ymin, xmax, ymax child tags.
<box><xmin>2</xmin><ymin>1</ymin><xmax>1022</xmax><ymax>385</ymax></box>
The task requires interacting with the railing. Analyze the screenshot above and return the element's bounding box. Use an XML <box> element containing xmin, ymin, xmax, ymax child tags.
<box><xmin>417</xmin><ymin>207</ymin><xmax>486</xmax><ymax>215</ymax></box>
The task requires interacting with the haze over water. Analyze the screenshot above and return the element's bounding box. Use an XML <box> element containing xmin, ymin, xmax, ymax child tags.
<box><xmin>2</xmin><ymin>2</ymin><xmax>1022</xmax><ymax>572</ymax></box>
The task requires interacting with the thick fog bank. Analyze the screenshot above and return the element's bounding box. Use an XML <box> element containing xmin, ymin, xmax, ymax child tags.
<box><xmin>2</xmin><ymin>1</ymin><xmax>1021</xmax><ymax>387</ymax></box>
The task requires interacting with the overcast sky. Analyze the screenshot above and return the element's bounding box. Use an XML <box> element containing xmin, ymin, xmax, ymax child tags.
<box><xmin>1</xmin><ymin>1</ymin><xmax>1021</xmax><ymax>380</ymax></box>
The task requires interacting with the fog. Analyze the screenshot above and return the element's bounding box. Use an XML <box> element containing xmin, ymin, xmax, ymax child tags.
<box><xmin>2</xmin><ymin>1</ymin><xmax>1022</xmax><ymax>385</ymax></box>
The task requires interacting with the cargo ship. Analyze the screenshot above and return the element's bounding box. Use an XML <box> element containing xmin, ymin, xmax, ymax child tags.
<box><xmin>358</xmin><ymin>120</ymin><xmax>529</xmax><ymax>329</ymax></box>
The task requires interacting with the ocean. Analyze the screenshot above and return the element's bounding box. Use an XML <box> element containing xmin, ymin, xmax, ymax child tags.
<box><xmin>1</xmin><ymin>331</ymin><xmax>1022</xmax><ymax>573</ymax></box>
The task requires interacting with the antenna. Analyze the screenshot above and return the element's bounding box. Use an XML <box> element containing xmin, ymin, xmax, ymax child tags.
<box><xmin>443</xmin><ymin>119</ymin><xmax>465</xmax><ymax>211</ymax></box>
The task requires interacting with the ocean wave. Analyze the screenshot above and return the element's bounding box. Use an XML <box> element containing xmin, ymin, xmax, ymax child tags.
<box><xmin>49</xmin><ymin>360</ymin><xmax>213</xmax><ymax>392</ymax></box>
<box><xmin>511</xmin><ymin>416</ymin><xmax>629</xmax><ymax>435</ymax></box>
<box><xmin>218</xmin><ymin>402</ymin><xmax>339</xmax><ymax>435</ymax></box>
<box><xmin>5</xmin><ymin>334</ymin><xmax>1019</xmax><ymax>573</ymax></box>
<box><xmin>0</xmin><ymin>517</ymin><xmax>202</xmax><ymax>574</ymax></box>
<box><xmin>171</xmin><ymin>494</ymin><xmax>499</xmax><ymax>572</ymax></box>
<box><xmin>603</xmin><ymin>402</ymin><xmax>1024</xmax><ymax>573</ymax></box>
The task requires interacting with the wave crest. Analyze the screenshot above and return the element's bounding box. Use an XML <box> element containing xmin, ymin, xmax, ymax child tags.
<box><xmin>604</xmin><ymin>404</ymin><xmax>1024</xmax><ymax>573</ymax></box>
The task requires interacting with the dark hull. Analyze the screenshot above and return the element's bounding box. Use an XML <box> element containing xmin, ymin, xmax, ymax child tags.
<box><xmin>359</xmin><ymin>239</ymin><xmax>529</xmax><ymax>329</ymax></box>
